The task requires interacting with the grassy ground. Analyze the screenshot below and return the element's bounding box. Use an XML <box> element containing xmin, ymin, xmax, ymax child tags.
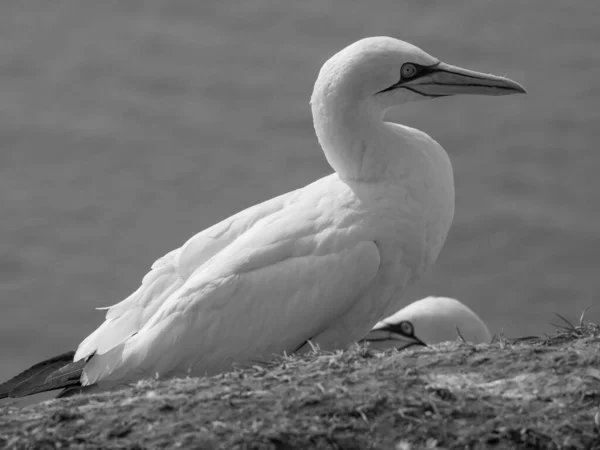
<box><xmin>1</xmin><ymin>322</ymin><xmax>599</xmax><ymax>449</ymax></box>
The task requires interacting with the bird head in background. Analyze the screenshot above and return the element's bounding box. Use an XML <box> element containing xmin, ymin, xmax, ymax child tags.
<box><xmin>360</xmin><ymin>296</ymin><xmax>492</xmax><ymax>351</ymax></box>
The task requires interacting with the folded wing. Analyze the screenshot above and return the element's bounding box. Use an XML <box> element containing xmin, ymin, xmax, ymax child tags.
<box><xmin>81</xmin><ymin>210</ymin><xmax>381</xmax><ymax>385</ymax></box>
<box><xmin>74</xmin><ymin>191</ymin><xmax>293</xmax><ymax>362</ymax></box>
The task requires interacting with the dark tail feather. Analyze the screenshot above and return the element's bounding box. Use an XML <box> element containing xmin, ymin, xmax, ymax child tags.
<box><xmin>57</xmin><ymin>386</ymin><xmax>86</xmax><ymax>398</ymax></box>
<box><xmin>0</xmin><ymin>351</ymin><xmax>86</xmax><ymax>399</ymax></box>
<box><xmin>0</xmin><ymin>351</ymin><xmax>75</xmax><ymax>398</ymax></box>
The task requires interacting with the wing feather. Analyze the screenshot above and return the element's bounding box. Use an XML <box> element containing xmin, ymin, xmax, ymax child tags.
<box><xmin>82</xmin><ymin>226</ymin><xmax>380</xmax><ymax>385</ymax></box>
<box><xmin>74</xmin><ymin>189</ymin><xmax>294</xmax><ymax>361</ymax></box>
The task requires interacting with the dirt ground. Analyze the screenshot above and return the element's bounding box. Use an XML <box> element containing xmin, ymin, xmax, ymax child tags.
<box><xmin>1</xmin><ymin>322</ymin><xmax>599</xmax><ymax>449</ymax></box>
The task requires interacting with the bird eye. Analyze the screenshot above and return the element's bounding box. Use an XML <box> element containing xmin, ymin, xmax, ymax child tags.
<box><xmin>399</xmin><ymin>321</ymin><xmax>414</xmax><ymax>336</ymax></box>
<box><xmin>401</xmin><ymin>63</ymin><xmax>417</xmax><ymax>79</ymax></box>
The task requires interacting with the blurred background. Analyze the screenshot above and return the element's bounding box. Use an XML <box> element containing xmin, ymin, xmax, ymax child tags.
<box><xmin>1</xmin><ymin>0</ymin><xmax>599</xmax><ymax>400</ymax></box>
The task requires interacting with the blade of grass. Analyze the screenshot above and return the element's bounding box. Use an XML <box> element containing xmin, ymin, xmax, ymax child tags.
<box><xmin>455</xmin><ymin>326</ymin><xmax>467</xmax><ymax>344</ymax></box>
<box><xmin>579</xmin><ymin>305</ymin><xmax>595</xmax><ymax>327</ymax></box>
<box><xmin>553</xmin><ymin>313</ymin><xmax>576</xmax><ymax>330</ymax></box>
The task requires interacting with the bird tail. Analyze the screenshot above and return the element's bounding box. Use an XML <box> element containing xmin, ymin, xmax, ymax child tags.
<box><xmin>0</xmin><ymin>351</ymin><xmax>86</xmax><ymax>399</ymax></box>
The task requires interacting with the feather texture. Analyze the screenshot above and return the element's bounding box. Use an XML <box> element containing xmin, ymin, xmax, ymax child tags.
<box><xmin>0</xmin><ymin>351</ymin><xmax>80</xmax><ymax>398</ymax></box>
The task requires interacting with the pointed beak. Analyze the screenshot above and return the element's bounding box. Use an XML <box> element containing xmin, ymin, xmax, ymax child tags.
<box><xmin>359</xmin><ymin>329</ymin><xmax>428</xmax><ymax>351</ymax></box>
<box><xmin>403</xmin><ymin>62</ymin><xmax>526</xmax><ymax>97</ymax></box>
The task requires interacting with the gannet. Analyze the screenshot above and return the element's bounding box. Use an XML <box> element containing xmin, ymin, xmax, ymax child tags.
<box><xmin>0</xmin><ymin>37</ymin><xmax>524</xmax><ymax>398</ymax></box>
<box><xmin>360</xmin><ymin>296</ymin><xmax>492</xmax><ymax>351</ymax></box>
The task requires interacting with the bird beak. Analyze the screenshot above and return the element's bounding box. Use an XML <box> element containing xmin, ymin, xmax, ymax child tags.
<box><xmin>402</xmin><ymin>62</ymin><xmax>527</xmax><ymax>97</ymax></box>
<box><xmin>359</xmin><ymin>329</ymin><xmax>428</xmax><ymax>351</ymax></box>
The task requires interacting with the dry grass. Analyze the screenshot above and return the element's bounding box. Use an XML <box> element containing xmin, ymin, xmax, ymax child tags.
<box><xmin>1</xmin><ymin>322</ymin><xmax>599</xmax><ymax>449</ymax></box>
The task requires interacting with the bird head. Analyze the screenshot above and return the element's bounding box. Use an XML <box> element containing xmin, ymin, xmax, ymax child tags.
<box><xmin>312</xmin><ymin>36</ymin><xmax>526</xmax><ymax>115</ymax></box>
<box><xmin>361</xmin><ymin>319</ymin><xmax>427</xmax><ymax>351</ymax></box>
<box><xmin>360</xmin><ymin>296</ymin><xmax>492</xmax><ymax>351</ymax></box>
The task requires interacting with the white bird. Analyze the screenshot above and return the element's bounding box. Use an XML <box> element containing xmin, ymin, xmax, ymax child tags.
<box><xmin>0</xmin><ymin>37</ymin><xmax>524</xmax><ymax>398</ymax></box>
<box><xmin>360</xmin><ymin>296</ymin><xmax>492</xmax><ymax>351</ymax></box>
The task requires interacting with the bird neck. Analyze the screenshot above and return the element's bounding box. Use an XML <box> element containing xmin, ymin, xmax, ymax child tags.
<box><xmin>310</xmin><ymin>99</ymin><xmax>370</xmax><ymax>180</ymax></box>
<box><xmin>311</xmin><ymin>93</ymin><xmax>437</xmax><ymax>183</ymax></box>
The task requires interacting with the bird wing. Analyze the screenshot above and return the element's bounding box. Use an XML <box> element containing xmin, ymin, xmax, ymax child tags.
<box><xmin>81</xmin><ymin>207</ymin><xmax>381</xmax><ymax>385</ymax></box>
<box><xmin>74</xmin><ymin>189</ymin><xmax>296</xmax><ymax>362</ymax></box>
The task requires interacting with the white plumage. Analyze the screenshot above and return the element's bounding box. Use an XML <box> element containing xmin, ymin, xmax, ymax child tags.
<box><xmin>39</xmin><ymin>37</ymin><xmax>523</xmax><ymax>392</ymax></box>
<box><xmin>362</xmin><ymin>296</ymin><xmax>492</xmax><ymax>351</ymax></box>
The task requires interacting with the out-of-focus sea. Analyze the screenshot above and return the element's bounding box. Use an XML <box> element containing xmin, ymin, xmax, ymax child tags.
<box><xmin>1</xmin><ymin>0</ymin><xmax>599</xmax><ymax>401</ymax></box>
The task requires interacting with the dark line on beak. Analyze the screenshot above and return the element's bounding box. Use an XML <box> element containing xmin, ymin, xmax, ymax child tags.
<box><xmin>401</xmin><ymin>341</ymin><xmax>427</xmax><ymax>349</ymax></box>
<box><xmin>431</xmin><ymin>68</ymin><xmax>494</xmax><ymax>81</ymax></box>
<box><xmin>401</xmin><ymin>85</ymin><xmax>448</xmax><ymax>98</ymax></box>
<box><xmin>414</xmin><ymin>82</ymin><xmax>520</xmax><ymax>91</ymax></box>
<box><xmin>359</xmin><ymin>337</ymin><xmax>392</xmax><ymax>343</ymax></box>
